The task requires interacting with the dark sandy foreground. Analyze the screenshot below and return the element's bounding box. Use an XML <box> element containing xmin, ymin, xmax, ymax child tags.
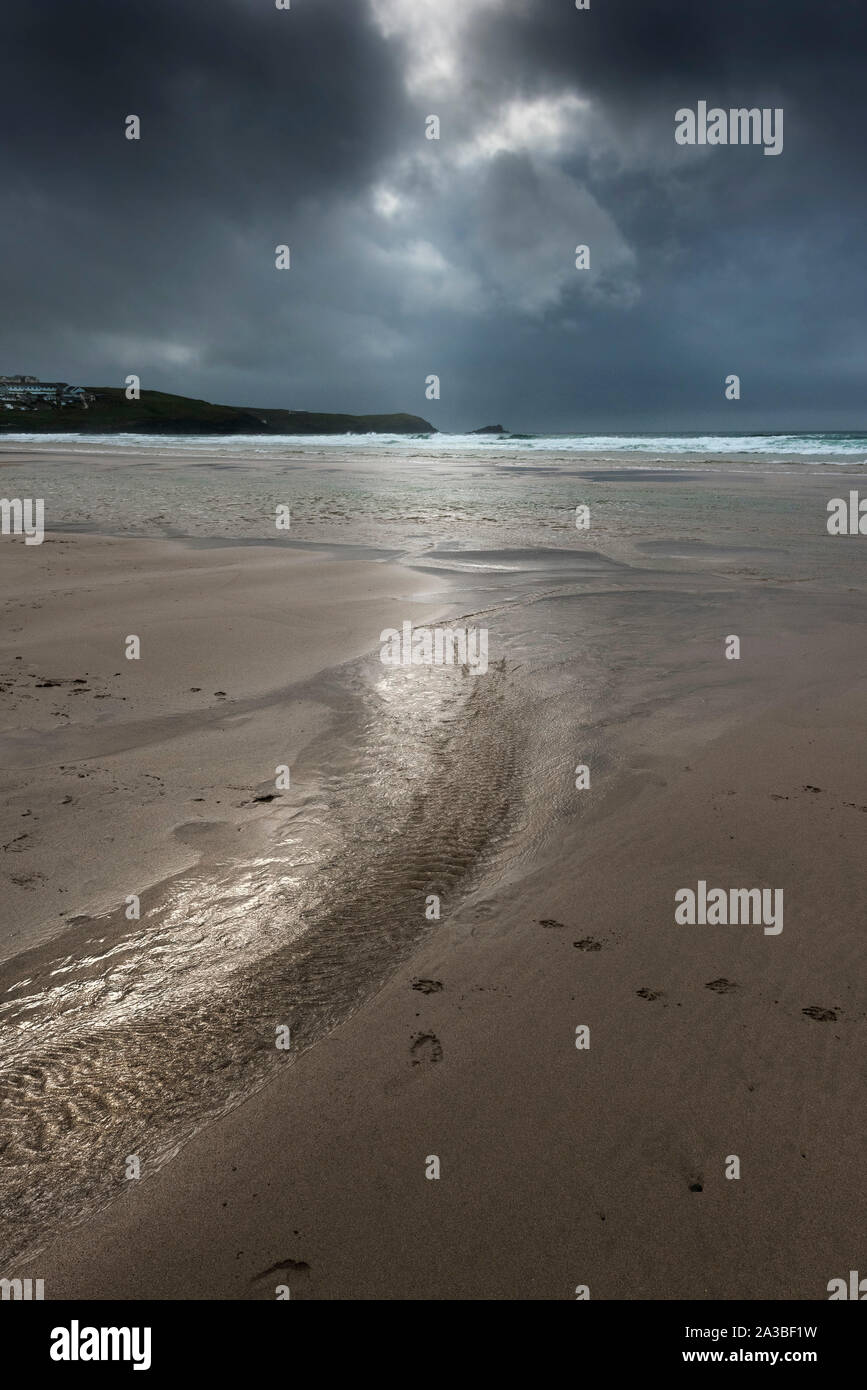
<box><xmin>17</xmin><ymin>572</ymin><xmax>867</xmax><ymax>1299</ymax></box>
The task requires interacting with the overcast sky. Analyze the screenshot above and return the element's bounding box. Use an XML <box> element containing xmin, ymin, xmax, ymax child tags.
<box><xmin>1</xmin><ymin>0</ymin><xmax>865</xmax><ymax>432</ymax></box>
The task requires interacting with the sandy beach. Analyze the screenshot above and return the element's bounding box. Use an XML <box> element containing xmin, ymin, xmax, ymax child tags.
<box><xmin>1</xmin><ymin>442</ymin><xmax>866</xmax><ymax>1300</ymax></box>
<box><xmin>0</xmin><ymin>531</ymin><xmax>449</xmax><ymax>959</ymax></box>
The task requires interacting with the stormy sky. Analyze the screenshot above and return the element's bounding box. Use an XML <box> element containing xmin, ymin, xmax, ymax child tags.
<box><xmin>1</xmin><ymin>0</ymin><xmax>865</xmax><ymax>432</ymax></box>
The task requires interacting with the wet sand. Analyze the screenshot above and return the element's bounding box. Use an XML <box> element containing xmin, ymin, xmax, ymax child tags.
<box><xmin>0</xmin><ymin>533</ymin><xmax>449</xmax><ymax>959</ymax></box>
<box><xmin>2</xmin><ymin>449</ymin><xmax>866</xmax><ymax>1298</ymax></box>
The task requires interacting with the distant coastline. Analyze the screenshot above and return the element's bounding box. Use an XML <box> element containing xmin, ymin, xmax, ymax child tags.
<box><xmin>0</xmin><ymin>385</ymin><xmax>437</xmax><ymax>435</ymax></box>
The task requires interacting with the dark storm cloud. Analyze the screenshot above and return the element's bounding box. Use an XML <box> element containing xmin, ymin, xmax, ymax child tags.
<box><xmin>1</xmin><ymin>0</ymin><xmax>865</xmax><ymax>430</ymax></box>
<box><xmin>0</xmin><ymin>0</ymin><xmax>413</xmax><ymax>399</ymax></box>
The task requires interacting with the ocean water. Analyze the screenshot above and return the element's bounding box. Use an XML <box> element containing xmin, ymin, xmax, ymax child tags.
<box><xmin>4</xmin><ymin>429</ymin><xmax>867</xmax><ymax>456</ymax></box>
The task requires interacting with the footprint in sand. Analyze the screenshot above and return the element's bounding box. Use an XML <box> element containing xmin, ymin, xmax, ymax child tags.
<box><xmin>636</xmin><ymin>988</ymin><xmax>663</xmax><ymax>1001</ymax></box>
<box><xmin>411</xmin><ymin>979</ymin><xmax>443</xmax><ymax>994</ymax></box>
<box><xmin>802</xmin><ymin>1006</ymin><xmax>838</xmax><ymax>1022</ymax></box>
<box><xmin>573</xmin><ymin>937</ymin><xmax>603</xmax><ymax>952</ymax></box>
<box><xmin>705</xmin><ymin>978</ymin><xmax>738</xmax><ymax>994</ymax></box>
<box><xmin>9</xmin><ymin>872</ymin><xmax>46</xmax><ymax>888</ymax></box>
<box><xmin>410</xmin><ymin>1032</ymin><xmax>443</xmax><ymax>1066</ymax></box>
